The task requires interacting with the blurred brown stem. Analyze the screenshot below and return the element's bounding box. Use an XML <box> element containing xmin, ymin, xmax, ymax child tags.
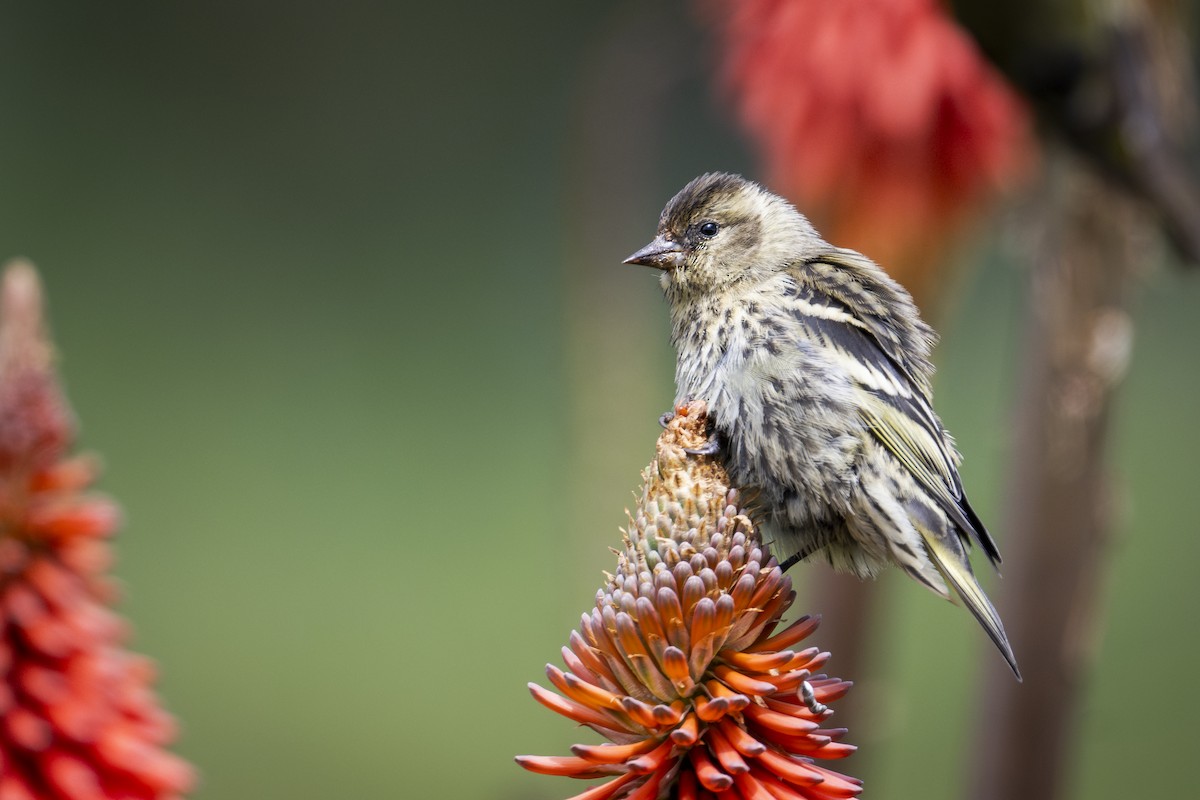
<box><xmin>968</xmin><ymin>155</ymin><xmax>1142</xmax><ymax>800</ymax></box>
<box><xmin>952</xmin><ymin>0</ymin><xmax>1200</xmax><ymax>266</ymax></box>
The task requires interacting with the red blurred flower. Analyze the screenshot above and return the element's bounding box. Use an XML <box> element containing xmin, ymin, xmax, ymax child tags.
<box><xmin>707</xmin><ymin>0</ymin><xmax>1034</xmax><ymax>296</ymax></box>
<box><xmin>518</xmin><ymin>403</ymin><xmax>859</xmax><ymax>799</ymax></box>
<box><xmin>0</xmin><ymin>261</ymin><xmax>194</xmax><ymax>799</ymax></box>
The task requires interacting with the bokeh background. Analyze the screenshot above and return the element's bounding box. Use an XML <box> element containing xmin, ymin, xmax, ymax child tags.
<box><xmin>1</xmin><ymin>2</ymin><xmax>1197</xmax><ymax>799</ymax></box>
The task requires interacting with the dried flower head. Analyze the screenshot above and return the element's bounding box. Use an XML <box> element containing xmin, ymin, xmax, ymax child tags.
<box><xmin>518</xmin><ymin>402</ymin><xmax>860</xmax><ymax>800</ymax></box>
<box><xmin>0</xmin><ymin>261</ymin><xmax>194</xmax><ymax>799</ymax></box>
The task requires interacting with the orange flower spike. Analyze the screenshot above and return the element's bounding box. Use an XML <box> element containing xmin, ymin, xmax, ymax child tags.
<box><xmin>518</xmin><ymin>404</ymin><xmax>859</xmax><ymax>798</ymax></box>
<box><xmin>0</xmin><ymin>262</ymin><xmax>193</xmax><ymax>799</ymax></box>
<box><xmin>707</xmin><ymin>0</ymin><xmax>1034</xmax><ymax>281</ymax></box>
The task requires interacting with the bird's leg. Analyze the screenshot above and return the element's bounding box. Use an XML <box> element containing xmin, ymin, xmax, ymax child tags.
<box><xmin>798</xmin><ymin>678</ymin><xmax>828</xmax><ymax>716</ymax></box>
<box><xmin>778</xmin><ymin>544</ymin><xmax>819</xmax><ymax>572</ymax></box>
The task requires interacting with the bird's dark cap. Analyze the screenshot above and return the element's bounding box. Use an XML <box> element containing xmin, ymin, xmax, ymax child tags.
<box><xmin>661</xmin><ymin>172</ymin><xmax>755</xmax><ymax>233</ymax></box>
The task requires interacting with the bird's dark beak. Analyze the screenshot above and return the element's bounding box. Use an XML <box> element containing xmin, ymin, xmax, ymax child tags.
<box><xmin>623</xmin><ymin>235</ymin><xmax>684</xmax><ymax>271</ymax></box>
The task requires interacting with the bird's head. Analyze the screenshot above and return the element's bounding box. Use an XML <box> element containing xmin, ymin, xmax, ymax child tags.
<box><xmin>624</xmin><ymin>173</ymin><xmax>824</xmax><ymax>297</ymax></box>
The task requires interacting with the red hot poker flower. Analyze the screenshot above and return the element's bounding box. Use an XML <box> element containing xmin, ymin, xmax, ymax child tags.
<box><xmin>0</xmin><ymin>261</ymin><xmax>194</xmax><ymax>800</ymax></box>
<box><xmin>518</xmin><ymin>403</ymin><xmax>859</xmax><ymax>800</ymax></box>
<box><xmin>707</xmin><ymin>0</ymin><xmax>1034</xmax><ymax>296</ymax></box>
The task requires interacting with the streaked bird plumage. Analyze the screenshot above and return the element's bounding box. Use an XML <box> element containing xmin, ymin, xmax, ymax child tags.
<box><xmin>625</xmin><ymin>172</ymin><xmax>1020</xmax><ymax>679</ymax></box>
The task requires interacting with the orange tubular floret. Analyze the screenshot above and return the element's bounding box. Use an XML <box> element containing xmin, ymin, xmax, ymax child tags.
<box><xmin>624</xmin><ymin>765</ymin><xmax>670</xmax><ymax>800</ymax></box>
<box><xmin>749</xmin><ymin>615</ymin><xmax>820</xmax><ymax>653</ymax></box>
<box><xmin>808</xmin><ymin>678</ymin><xmax>852</xmax><ymax>703</ymax></box>
<box><xmin>671</xmin><ymin>712</ymin><xmax>699</xmax><ymax>745</ymax></box>
<box><xmin>527</xmin><ymin>683</ymin><xmax>619</xmax><ymax>729</ymax></box>
<box><xmin>704</xmin><ymin>679</ymin><xmax>752</xmax><ymax>713</ymax></box>
<box><xmin>717</xmin><ymin>648</ymin><xmax>797</xmax><ymax>672</ymax></box>
<box><xmin>750</xmin><ymin>727</ymin><xmax>833</xmax><ymax>754</ymax></box>
<box><xmin>571</xmin><ymin>737</ymin><xmax>661</xmax><ymax>764</ymax></box>
<box><xmin>766</xmin><ymin>669</ymin><xmax>813</xmax><ymax>694</ymax></box>
<box><xmin>763</xmin><ymin>696</ymin><xmax>825</xmax><ymax>722</ymax></box>
<box><xmin>563</xmin><ymin>769</ymin><xmax>642</xmax><ymax>800</ymax></box>
<box><xmin>650</xmin><ymin>701</ymin><xmax>684</xmax><ymax>726</ymax></box>
<box><xmin>711</xmin><ymin>664</ymin><xmax>777</xmax><ymax>696</ymax></box>
<box><xmin>514</xmin><ymin>755</ymin><xmax>621</xmax><ymax>778</ymax></box>
<box><xmin>661</xmin><ymin>645</ymin><xmax>692</xmax><ymax>686</ymax></box>
<box><xmin>750</xmin><ymin>766</ymin><xmax>811</xmax><ymax>800</ymax></box>
<box><xmin>716</xmin><ymin>717</ymin><xmax>766</xmax><ymax>757</ymax></box>
<box><xmin>756</xmin><ymin>749</ymin><xmax>827</xmax><ymax>787</ymax></box>
<box><xmin>627</xmin><ymin>737</ymin><xmax>676</xmax><ymax>774</ymax></box>
<box><xmin>689</xmin><ymin>745</ymin><xmax>733</xmax><ymax>792</ymax></box>
<box><xmin>556</xmin><ymin>669</ymin><xmax>623</xmax><ymax>712</ymax></box>
<box><xmin>813</xmin><ymin>742</ymin><xmax>857</xmax><ymax>760</ymax></box>
<box><xmin>803</xmin><ymin>764</ymin><xmax>863</xmax><ymax>797</ymax></box>
<box><xmin>743</xmin><ymin>701</ymin><xmax>820</xmax><ymax>735</ymax></box>
<box><xmin>694</xmin><ymin>694</ymin><xmax>730</xmax><ymax>723</ymax></box>
<box><xmin>620</xmin><ymin>697</ymin><xmax>662</xmax><ymax>729</ymax></box>
<box><xmin>677</xmin><ymin>769</ymin><xmax>700</xmax><ymax>800</ymax></box>
<box><xmin>731</xmin><ymin>770</ymin><xmax>777</xmax><ymax>800</ymax></box>
<box><xmin>705</xmin><ymin>723</ymin><xmax>749</xmax><ymax>775</ymax></box>
<box><xmin>561</xmin><ymin>646</ymin><xmax>601</xmax><ymax>686</ymax></box>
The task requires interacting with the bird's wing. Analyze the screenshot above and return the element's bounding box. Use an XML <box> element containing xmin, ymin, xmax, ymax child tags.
<box><xmin>779</xmin><ymin>275</ymin><xmax>1001</xmax><ymax>565</ymax></box>
<box><xmin>807</xmin><ymin>250</ymin><xmax>938</xmax><ymax>395</ymax></box>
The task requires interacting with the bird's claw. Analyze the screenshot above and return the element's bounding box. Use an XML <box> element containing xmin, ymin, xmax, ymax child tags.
<box><xmin>658</xmin><ymin>411</ymin><xmax>675</xmax><ymax>429</ymax></box>
<box><xmin>683</xmin><ymin>437</ymin><xmax>721</xmax><ymax>457</ymax></box>
<box><xmin>799</xmin><ymin>679</ymin><xmax>828</xmax><ymax>716</ymax></box>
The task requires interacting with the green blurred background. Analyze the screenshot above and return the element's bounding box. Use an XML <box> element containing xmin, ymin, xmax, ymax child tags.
<box><xmin>1</xmin><ymin>2</ymin><xmax>1197</xmax><ymax>798</ymax></box>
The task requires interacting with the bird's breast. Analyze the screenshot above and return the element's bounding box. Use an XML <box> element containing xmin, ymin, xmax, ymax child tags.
<box><xmin>672</xmin><ymin>296</ymin><xmax>863</xmax><ymax>495</ymax></box>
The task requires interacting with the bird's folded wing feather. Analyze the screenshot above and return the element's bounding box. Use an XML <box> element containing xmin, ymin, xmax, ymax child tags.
<box><xmin>780</xmin><ymin>269</ymin><xmax>1001</xmax><ymax>564</ymax></box>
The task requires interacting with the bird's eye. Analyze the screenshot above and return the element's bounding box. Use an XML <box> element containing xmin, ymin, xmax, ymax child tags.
<box><xmin>698</xmin><ymin>221</ymin><xmax>720</xmax><ymax>238</ymax></box>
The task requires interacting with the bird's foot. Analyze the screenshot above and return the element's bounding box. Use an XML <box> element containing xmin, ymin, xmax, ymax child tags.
<box><xmin>683</xmin><ymin>437</ymin><xmax>721</xmax><ymax>457</ymax></box>
<box><xmin>799</xmin><ymin>679</ymin><xmax>828</xmax><ymax>716</ymax></box>
<box><xmin>658</xmin><ymin>410</ymin><xmax>675</xmax><ymax>429</ymax></box>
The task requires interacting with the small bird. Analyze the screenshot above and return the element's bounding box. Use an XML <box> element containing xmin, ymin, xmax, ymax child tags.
<box><xmin>625</xmin><ymin>172</ymin><xmax>1020</xmax><ymax>679</ymax></box>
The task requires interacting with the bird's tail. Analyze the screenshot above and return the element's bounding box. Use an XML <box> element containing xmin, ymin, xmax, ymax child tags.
<box><xmin>921</xmin><ymin>530</ymin><xmax>1021</xmax><ymax>681</ymax></box>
